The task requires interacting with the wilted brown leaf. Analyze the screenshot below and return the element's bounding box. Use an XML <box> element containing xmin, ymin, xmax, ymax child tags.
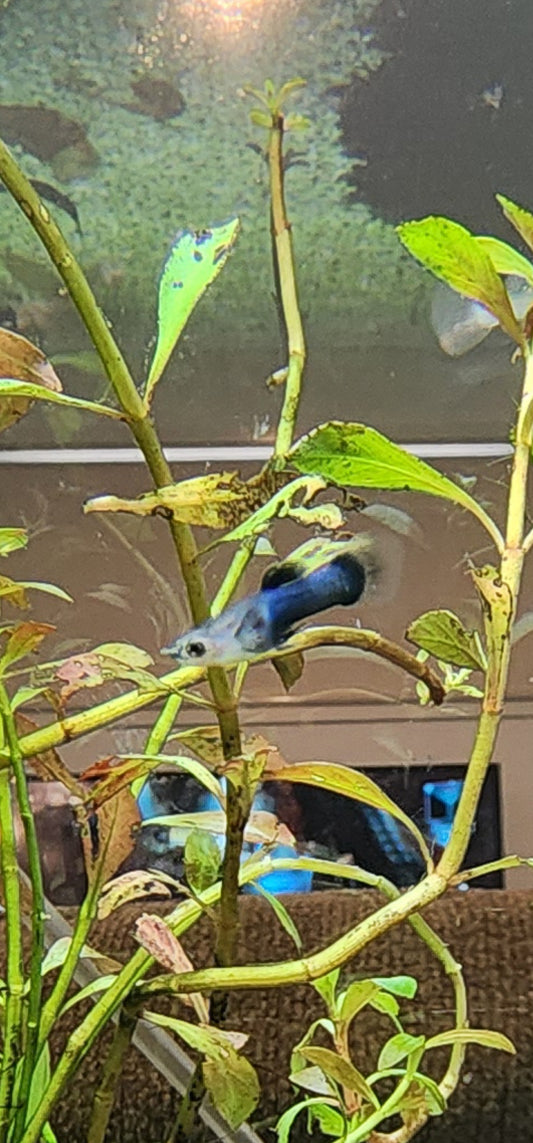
<box><xmin>0</xmin><ymin>575</ymin><xmax>30</xmax><ymax>609</ymax></box>
<box><xmin>82</xmin><ymin>754</ymin><xmax>160</xmax><ymax>808</ymax></box>
<box><xmin>80</xmin><ymin>787</ymin><xmax>140</xmax><ymax>887</ymax></box>
<box><xmin>0</xmin><ymin>621</ymin><xmax>55</xmax><ymax>670</ymax></box>
<box><xmin>0</xmin><ymin>327</ymin><xmax>62</xmax><ymax>431</ymax></box>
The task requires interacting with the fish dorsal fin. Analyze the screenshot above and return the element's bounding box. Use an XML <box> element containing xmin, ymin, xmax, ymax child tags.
<box><xmin>260</xmin><ymin>561</ymin><xmax>303</xmax><ymax>591</ymax></box>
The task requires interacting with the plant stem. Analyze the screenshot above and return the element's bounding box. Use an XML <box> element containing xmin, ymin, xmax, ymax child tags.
<box><xmin>0</xmin><ymin>686</ymin><xmax>45</xmax><ymax>1139</ymax></box>
<box><xmin>144</xmin><ymin>694</ymin><xmax>184</xmax><ymax>755</ymax></box>
<box><xmin>0</xmin><ymin>764</ymin><xmax>24</xmax><ymax>1142</ymax></box>
<box><xmin>86</xmin><ymin>1007</ymin><xmax>136</xmax><ymax>1143</ymax></box>
<box><xmin>438</xmin><ymin>347</ymin><xmax>533</xmax><ymax>881</ymax></box>
<box><xmin>268</xmin><ymin>113</ymin><xmax>306</xmax><ymax>460</ymax></box>
<box><xmin>166</xmin><ymin>1060</ymin><xmax>205</xmax><ymax>1143</ymax></box>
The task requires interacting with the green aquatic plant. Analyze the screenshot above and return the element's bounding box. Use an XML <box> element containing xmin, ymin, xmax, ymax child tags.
<box><xmin>0</xmin><ymin>74</ymin><xmax>531</xmax><ymax>1143</ymax></box>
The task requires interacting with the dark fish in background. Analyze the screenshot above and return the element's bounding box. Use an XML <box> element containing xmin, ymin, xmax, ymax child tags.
<box><xmin>0</xmin><ymin>178</ymin><xmax>81</xmax><ymax>234</ymax></box>
<box><xmin>431</xmin><ymin>274</ymin><xmax>533</xmax><ymax>356</ymax></box>
<box><xmin>0</xmin><ymin>104</ymin><xmax>99</xmax><ymax>177</ymax></box>
<box><xmin>121</xmin><ymin>76</ymin><xmax>185</xmax><ymax>120</ymax></box>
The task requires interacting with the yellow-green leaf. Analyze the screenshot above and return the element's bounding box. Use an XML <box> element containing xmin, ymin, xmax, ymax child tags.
<box><xmin>0</xmin><ymin>379</ymin><xmax>122</xmax><ymax>420</ymax></box>
<box><xmin>425</xmin><ymin>1028</ymin><xmax>515</xmax><ymax>1054</ymax></box>
<box><xmin>397</xmin><ymin>216</ymin><xmax>523</xmax><ymax>346</ymax></box>
<box><xmin>0</xmin><ymin>528</ymin><xmax>28</xmax><ymax>557</ymax></box>
<box><xmin>184</xmin><ymin>828</ymin><xmax>222</xmax><ymax>893</ymax></box>
<box><xmin>406</xmin><ymin>609</ymin><xmax>486</xmax><ymax>671</ymax></box>
<box><xmin>274</xmin><ymin>761</ymin><xmax>431</xmax><ymax>867</ymax></box>
<box><xmin>497</xmin><ymin>194</ymin><xmax>533</xmax><ymax>256</ymax></box>
<box><xmin>145</xmin><ymin>219</ymin><xmax>240</xmax><ymax>404</ymax></box>
<box><xmin>476</xmin><ymin>235</ymin><xmax>533</xmax><ymax>286</ymax></box>
<box><xmin>378</xmin><ymin>1032</ymin><xmax>426</xmax><ymax>1071</ymax></box>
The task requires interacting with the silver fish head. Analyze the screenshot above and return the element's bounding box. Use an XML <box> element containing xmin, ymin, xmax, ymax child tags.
<box><xmin>161</xmin><ymin>598</ymin><xmax>257</xmax><ymax>667</ymax></box>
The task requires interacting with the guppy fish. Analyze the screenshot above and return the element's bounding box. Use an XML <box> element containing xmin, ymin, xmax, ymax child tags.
<box><xmin>161</xmin><ymin>534</ymin><xmax>379</xmax><ymax>667</ymax></box>
<box><xmin>431</xmin><ymin>274</ymin><xmax>533</xmax><ymax>356</ymax></box>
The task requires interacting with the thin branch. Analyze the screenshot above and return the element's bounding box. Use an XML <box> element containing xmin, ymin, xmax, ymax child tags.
<box><xmin>269</xmin><ymin>111</ymin><xmax>306</xmax><ymax>460</ymax></box>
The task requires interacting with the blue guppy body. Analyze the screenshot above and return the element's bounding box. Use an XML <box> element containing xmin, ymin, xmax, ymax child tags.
<box><xmin>162</xmin><ymin>542</ymin><xmax>372</xmax><ymax>667</ymax></box>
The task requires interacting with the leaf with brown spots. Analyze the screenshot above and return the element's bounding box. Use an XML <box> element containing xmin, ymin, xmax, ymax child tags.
<box><xmin>97</xmin><ymin>872</ymin><xmax>173</xmax><ymax>920</ymax></box>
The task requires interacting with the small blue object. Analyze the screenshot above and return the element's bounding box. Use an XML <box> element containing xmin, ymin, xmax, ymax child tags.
<box><xmin>423</xmin><ymin>779</ymin><xmax>463</xmax><ymax>849</ymax></box>
<box><xmin>244</xmin><ymin>845</ymin><xmax>313</xmax><ymax>895</ymax></box>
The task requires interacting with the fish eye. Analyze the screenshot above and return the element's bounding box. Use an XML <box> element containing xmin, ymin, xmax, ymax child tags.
<box><xmin>186</xmin><ymin>640</ymin><xmax>206</xmax><ymax>658</ymax></box>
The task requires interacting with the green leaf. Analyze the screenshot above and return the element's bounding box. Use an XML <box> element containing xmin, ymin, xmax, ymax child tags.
<box><xmin>0</xmin><ymin>378</ymin><xmax>123</xmax><ymax>419</ymax></box>
<box><xmin>274</xmin><ymin>761</ymin><xmax>431</xmax><ymax>868</ymax></box>
<box><xmin>0</xmin><ymin>527</ymin><xmax>27</xmax><ymax>557</ymax></box>
<box><xmin>11</xmin><ymin>684</ymin><xmax>51</xmax><ymax>710</ymax></box>
<box><xmin>371</xmin><ymin>975</ymin><xmax>418</xmax><ymax>999</ymax></box>
<box><xmin>312</xmin><ymin>969</ymin><xmax>340</xmax><ymax>1013</ymax></box>
<box><xmin>411</xmin><ymin>1072</ymin><xmax>447</xmax><ymax>1116</ymax></box>
<box><xmin>60</xmin><ymin>974</ymin><xmax>118</xmax><ymax>1015</ymax></box>
<box><xmin>497</xmin><ymin>194</ymin><xmax>533</xmax><ymax>256</ymax></box>
<box><xmin>252</xmin><ymin>883</ymin><xmax>302</xmax><ymax>951</ymax></box>
<box><xmin>301</xmin><ymin>1048</ymin><xmax>379</xmax><ymax>1109</ymax></box>
<box><xmin>406</xmin><ymin>609</ymin><xmax>486</xmax><ymax>671</ymax></box>
<box><xmin>308</xmin><ymin>1103</ymin><xmax>346</xmax><ymax>1137</ymax></box>
<box><xmin>145</xmin><ymin>1012</ymin><xmax>260</xmax><ymax>1128</ymax></box>
<box><xmin>41</xmin><ymin>936</ymin><xmax>108</xmax><ymax>975</ymax></box>
<box><xmin>475</xmin><ymin>235</ymin><xmax>533</xmax><ymax>286</ymax></box>
<box><xmin>378</xmin><ymin>1033</ymin><xmax>426</xmax><ymax>1071</ymax></box>
<box><xmin>144</xmin><ymin>1012</ymin><xmax>244</xmax><ymax>1057</ymax></box>
<box><xmin>276</xmin><ymin>1098</ymin><xmax>339</xmax><ymax>1143</ymax></box>
<box><xmin>397</xmin><ymin>216</ymin><xmax>523</xmax><ymax>346</ymax></box>
<box><xmin>425</xmin><ymin>1028</ymin><xmax>515</xmax><ymax>1054</ymax></box>
<box><xmin>289</xmin><ymin>422</ymin><xmax>501</xmax><ymax>546</ymax></box>
<box><xmin>25</xmin><ymin>1045</ymin><xmax>55</xmax><ymax>1131</ymax></box>
<box><xmin>145</xmin><ymin>219</ymin><xmax>240</xmax><ymax>403</ymax></box>
<box><xmin>285</xmin><ymin>114</ymin><xmax>311</xmax><ymax>131</ymax></box>
<box><xmin>338</xmin><ymin>980</ymin><xmax>379</xmax><ymax>1026</ymax></box>
<box><xmin>290</xmin><ymin>1065</ymin><xmax>337</xmax><ymax>1097</ymax></box>
<box><xmin>203</xmin><ymin>1052</ymin><xmax>260</xmax><ymax>1129</ymax></box>
<box><xmin>250</xmin><ymin>108</ymin><xmax>271</xmax><ymax>128</ymax></box>
<box><xmin>184</xmin><ymin>828</ymin><xmax>222</xmax><ymax>893</ymax></box>
<box><xmin>369</xmin><ymin>992</ymin><xmax>401</xmax><ymax>1026</ymax></box>
<box><xmin>291</xmin><ymin>1018</ymin><xmax>336</xmax><ymax>1076</ymax></box>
